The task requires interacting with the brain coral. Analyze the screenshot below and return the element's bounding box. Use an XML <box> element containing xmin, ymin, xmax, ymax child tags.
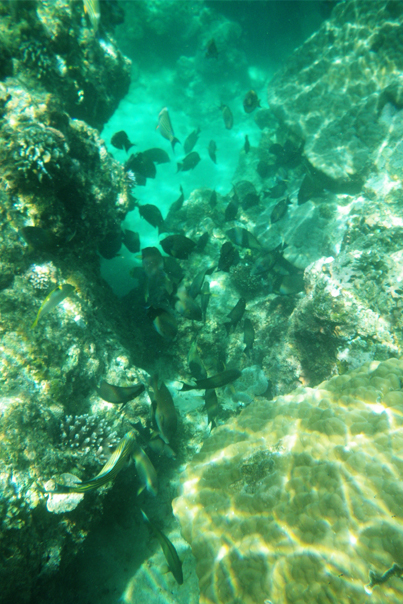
<box><xmin>173</xmin><ymin>357</ymin><xmax>403</xmax><ymax>604</ymax></box>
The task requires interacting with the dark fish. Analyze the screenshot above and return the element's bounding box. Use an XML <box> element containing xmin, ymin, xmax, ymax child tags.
<box><xmin>204</xmin><ymin>389</ymin><xmax>219</xmax><ymax>426</ymax></box>
<box><xmin>122</xmin><ymin>229</ymin><xmax>140</xmax><ymax>253</ymax></box>
<box><xmin>31</xmin><ymin>283</ymin><xmax>75</xmax><ymax>329</ymax></box>
<box><xmin>147</xmin><ymin>435</ymin><xmax>176</xmax><ymax>459</ymax></box>
<box><xmin>270</xmin><ymin>197</ymin><xmax>290</xmax><ymax>224</ymax></box>
<box><xmin>220</xmin><ymin>104</ymin><xmax>233</xmax><ymax>129</ymax></box>
<box><xmin>200</xmin><ymin>281</ymin><xmax>210</xmax><ymax>323</ymax></box>
<box><xmin>163</xmin><ymin>256</ymin><xmax>184</xmax><ymax>285</ymax></box>
<box><xmin>111</xmin><ymin>130</ymin><xmax>135</xmax><ymax>153</ymax></box>
<box><xmin>184</xmin><ymin>127</ymin><xmax>200</xmax><ymax>155</ymax></box>
<box><xmin>51</xmin><ymin>431</ymin><xmax>137</xmax><ymax>493</ymax></box>
<box><xmin>224</xmin><ymin>199</ymin><xmax>238</xmax><ymax>221</ymax></box>
<box><xmin>250</xmin><ymin>250</ymin><xmax>278</xmax><ymax>276</ymax></box>
<box><xmin>177</xmin><ymin>151</ymin><xmax>201</xmax><ymax>172</ymax></box>
<box><xmin>270</xmin><ymin>140</ymin><xmax>302</xmax><ymax>168</ymax></box>
<box><xmin>157</xmin><ymin>107</ymin><xmax>180</xmax><ymax>150</ymax></box>
<box><xmin>160</xmin><ymin>235</ymin><xmax>196</xmax><ymax>259</ymax></box>
<box><xmin>274</xmin><ymin>273</ymin><xmax>305</xmax><ymax>295</ymax></box>
<box><xmin>142</xmin><ymin>247</ymin><xmax>171</xmax><ymax>306</ymax></box>
<box><xmin>243</xmin><ymin>90</ymin><xmax>261</xmax><ymax>113</ymax></box>
<box><xmin>209</xmin><ymin>190</ymin><xmax>217</xmax><ymax>207</ymax></box>
<box><xmin>224</xmin><ymin>297</ymin><xmax>246</xmax><ymax>335</ymax></box>
<box><xmin>243</xmin><ymin>318</ymin><xmax>255</xmax><ymax>356</ymax></box>
<box><xmin>167</xmin><ymin>185</ymin><xmax>184</xmax><ymax>217</ymax></box>
<box><xmin>269</xmin><ymin>143</ymin><xmax>284</xmax><ymax>158</ymax></box>
<box><xmin>142</xmin><ymin>147</ymin><xmax>170</xmax><ymax>164</ymax></box>
<box><xmin>195</xmin><ymin>231</ymin><xmax>209</xmax><ymax>253</ymax></box>
<box><xmin>208</xmin><ymin>140</ymin><xmax>217</xmax><ymax>164</ymax></box>
<box><xmin>142</xmin><ymin>247</ymin><xmax>164</xmax><ymax>278</ymax></box>
<box><xmin>96</xmin><ymin>381</ymin><xmax>145</xmax><ymax>405</ymax></box>
<box><xmin>244</xmin><ymin>135</ymin><xmax>250</xmax><ymax>154</ymax></box>
<box><xmin>189</xmin><ymin>267</ymin><xmax>208</xmax><ymax>299</ymax></box>
<box><xmin>234</xmin><ymin>180</ymin><xmax>260</xmax><ymax>210</ymax></box>
<box><xmin>98</xmin><ymin>230</ymin><xmax>122</xmax><ymax>259</ymax></box>
<box><xmin>188</xmin><ymin>340</ymin><xmax>207</xmax><ymax>380</ymax></box>
<box><xmin>218</xmin><ymin>241</ymin><xmax>239</xmax><ymax>272</ymax></box>
<box><xmin>175</xmin><ymin>288</ymin><xmax>202</xmax><ymax>321</ymax></box>
<box><xmin>268</xmin><ymin>180</ymin><xmax>288</xmax><ymax>198</ymax></box>
<box><xmin>226</xmin><ymin>227</ymin><xmax>261</xmax><ymax>251</ymax></box>
<box><xmin>181</xmin><ymin>369</ymin><xmax>242</xmax><ymax>391</ymax></box>
<box><xmin>206</xmin><ymin>38</ymin><xmax>218</xmax><ymax>59</ymax></box>
<box><xmin>138</xmin><ymin>203</ymin><xmax>165</xmax><ymax>233</ymax></box>
<box><xmin>257</xmin><ymin>160</ymin><xmax>272</xmax><ymax>179</ymax></box>
<box><xmin>151</xmin><ymin>374</ymin><xmax>177</xmax><ymax>444</ymax></box>
<box><xmin>298</xmin><ymin>172</ymin><xmax>323</xmax><ymax>205</ymax></box>
<box><xmin>125</xmin><ymin>153</ymin><xmax>156</xmax><ymax>180</ymax></box>
<box><xmin>21</xmin><ymin>226</ymin><xmax>57</xmax><ymax>251</ymax></box>
<box><xmin>140</xmin><ymin>509</ymin><xmax>183</xmax><ymax>585</ymax></box>
<box><xmin>149</xmin><ymin>308</ymin><xmax>178</xmax><ymax>341</ymax></box>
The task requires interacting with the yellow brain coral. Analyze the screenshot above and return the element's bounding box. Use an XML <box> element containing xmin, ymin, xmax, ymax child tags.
<box><xmin>173</xmin><ymin>358</ymin><xmax>403</xmax><ymax>604</ymax></box>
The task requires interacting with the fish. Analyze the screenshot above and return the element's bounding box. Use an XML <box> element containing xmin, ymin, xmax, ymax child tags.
<box><xmin>270</xmin><ymin>197</ymin><xmax>290</xmax><ymax>224</ymax></box>
<box><xmin>243</xmin><ymin>318</ymin><xmax>255</xmax><ymax>356</ymax></box>
<box><xmin>31</xmin><ymin>283</ymin><xmax>75</xmax><ymax>329</ymax></box>
<box><xmin>133</xmin><ymin>444</ymin><xmax>159</xmax><ymax>496</ymax></box>
<box><xmin>125</xmin><ymin>153</ymin><xmax>156</xmax><ymax>180</ymax></box>
<box><xmin>195</xmin><ymin>231</ymin><xmax>209</xmax><ymax>253</ymax></box>
<box><xmin>250</xmin><ymin>250</ymin><xmax>278</xmax><ymax>276</ymax></box>
<box><xmin>244</xmin><ymin>135</ymin><xmax>250</xmax><ymax>154</ymax></box>
<box><xmin>149</xmin><ymin>308</ymin><xmax>178</xmax><ymax>341</ymax></box>
<box><xmin>226</xmin><ymin>227</ymin><xmax>261</xmax><ymax>251</ymax></box>
<box><xmin>137</xmin><ymin>203</ymin><xmax>165</xmax><ymax>233</ymax></box>
<box><xmin>142</xmin><ymin>248</ymin><xmax>172</xmax><ymax>307</ymax></box>
<box><xmin>208</xmin><ymin>140</ymin><xmax>217</xmax><ymax>163</ymax></box>
<box><xmin>111</xmin><ymin>130</ymin><xmax>135</xmax><ymax>153</ymax></box>
<box><xmin>218</xmin><ymin>241</ymin><xmax>239</xmax><ymax>272</ymax></box>
<box><xmin>188</xmin><ymin>340</ymin><xmax>207</xmax><ymax>381</ymax></box>
<box><xmin>163</xmin><ymin>256</ymin><xmax>184</xmax><ymax>285</ymax></box>
<box><xmin>142</xmin><ymin>147</ymin><xmax>170</xmax><ymax>164</ymax></box>
<box><xmin>140</xmin><ymin>509</ymin><xmax>183</xmax><ymax>585</ymax></box>
<box><xmin>184</xmin><ymin>127</ymin><xmax>200</xmax><ymax>155</ymax></box>
<box><xmin>200</xmin><ymin>281</ymin><xmax>210</xmax><ymax>323</ymax></box>
<box><xmin>224</xmin><ymin>199</ymin><xmax>238</xmax><ymax>222</ymax></box>
<box><xmin>160</xmin><ymin>235</ymin><xmax>196</xmax><ymax>259</ymax></box>
<box><xmin>243</xmin><ymin>90</ymin><xmax>261</xmax><ymax>113</ymax></box>
<box><xmin>177</xmin><ymin>151</ymin><xmax>201</xmax><ymax>172</ymax></box>
<box><xmin>209</xmin><ymin>190</ymin><xmax>217</xmax><ymax>208</ymax></box>
<box><xmin>188</xmin><ymin>267</ymin><xmax>208</xmax><ymax>299</ymax></box>
<box><xmin>268</xmin><ymin>180</ymin><xmax>288</xmax><ymax>198</ymax></box>
<box><xmin>205</xmin><ymin>38</ymin><xmax>218</xmax><ymax>59</ymax></box>
<box><xmin>142</xmin><ymin>247</ymin><xmax>164</xmax><ymax>278</ymax></box>
<box><xmin>234</xmin><ymin>180</ymin><xmax>260</xmax><ymax>210</ymax></box>
<box><xmin>98</xmin><ymin>230</ymin><xmax>122</xmax><ymax>259</ymax></box>
<box><xmin>147</xmin><ymin>435</ymin><xmax>176</xmax><ymax>459</ymax></box>
<box><xmin>83</xmin><ymin>0</ymin><xmax>100</xmax><ymax>34</ymax></box>
<box><xmin>220</xmin><ymin>104</ymin><xmax>233</xmax><ymax>129</ymax></box>
<box><xmin>122</xmin><ymin>229</ymin><xmax>140</xmax><ymax>253</ymax></box>
<box><xmin>204</xmin><ymin>388</ymin><xmax>219</xmax><ymax>426</ymax></box>
<box><xmin>51</xmin><ymin>431</ymin><xmax>137</xmax><ymax>493</ymax></box>
<box><xmin>96</xmin><ymin>381</ymin><xmax>145</xmax><ymax>405</ymax></box>
<box><xmin>151</xmin><ymin>374</ymin><xmax>177</xmax><ymax>444</ymax></box>
<box><xmin>20</xmin><ymin>226</ymin><xmax>57</xmax><ymax>251</ymax></box>
<box><xmin>224</xmin><ymin>298</ymin><xmax>246</xmax><ymax>335</ymax></box>
<box><xmin>175</xmin><ymin>287</ymin><xmax>202</xmax><ymax>321</ymax></box>
<box><xmin>274</xmin><ymin>273</ymin><xmax>305</xmax><ymax>295</ymax></box>
<box><xmin>157</xmin><ymin>107</ymin><xmax>180</xmax><ymax>151</ymax></box>
<box><xmin>181</xmin><ymin>369</ymin><xmax>242</xmax><ymax>391</ymax></box>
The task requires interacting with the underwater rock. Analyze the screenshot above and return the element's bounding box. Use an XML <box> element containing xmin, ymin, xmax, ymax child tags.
<box><xmin>173</xmin><ymin>356</ymin><xmax>403</xmax><ymax>604</ymax></box>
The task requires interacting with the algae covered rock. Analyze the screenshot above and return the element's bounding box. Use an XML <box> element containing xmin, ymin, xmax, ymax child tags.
<box><xmin>173</xmin><ymin>357</ymin><xmax>403</xmax><ymax>604</ymax></box>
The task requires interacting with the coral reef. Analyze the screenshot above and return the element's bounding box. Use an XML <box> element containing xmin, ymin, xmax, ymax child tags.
<box><xmin>173</xmin><ymin>357</ymin><xmax>403</xmax><ymax>604</ymax></box>
<box><xmin>60</xmin><ymin>414</ymin><xmax>118</xmax><ymax>464</ymax></box>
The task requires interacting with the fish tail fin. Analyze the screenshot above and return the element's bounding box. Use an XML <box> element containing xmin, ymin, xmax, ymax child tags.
<box><xmin>31</xmin><ymin>316</ymin><xmax>39</xmax><ymax>329</ymax></box>
<box><xmin>224</xmin><ymin>322</ymin><xmax>232</xmax><ymax>336</ymax></box>
<box><xmin>176</xmin><ymin>163</ymin><xmax>182</xmax><ymax>173</ymax></box>
<box><xmin>171</xmin><ymin>137</ymin><xmax>180</xmax><ymax>151</ymax></box>
<box><xmin>180</xmin><ymin>383</ymin><xmax>192</xmax><ymax>392</ymax></box>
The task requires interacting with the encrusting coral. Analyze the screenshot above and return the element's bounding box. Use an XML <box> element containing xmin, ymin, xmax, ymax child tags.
<box><xmin>173</xmin><ymin>357</ymin><xmax>403</xmax><ymax>604</ymax></box>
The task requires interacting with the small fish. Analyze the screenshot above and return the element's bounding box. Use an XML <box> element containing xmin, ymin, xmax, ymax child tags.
<box><xmin>204</xmin><ymin>388</ymin><xmax>219</xmax><ymax>426</ymax></box>
<box><xmin>175</xmin><ymin>287</ymin><xmax>202</xmax><ymax>321</ymax></box>
<box><xmin>243</xmin><ymin>90</ymin><xmax>261</xmax><ymax>113</ymax></box>
<box><xmin>208</xmin><ymin>140</ymin><xmax>217</xmax><ymax>164</ymax></box>
<box><xmin>166</xmin><ymin>185</ymin><xmax>185</xmax><ymax>218</ymax></box>
<box><xmin>195</xmin><ymin>231</ymin><xmax>209</xmax><ymax>253</ymax></box>
<box><xmin>234</xmin><ymin>180</ymin><xmax>260</xmax><ymax>209</ymax></box>
<box><xmin>189</xmin><ymin>267</ymin><xmax>208</xmax><ymax>299</ymax></box>
<box><xmin>151</xmin><ymin>374</ymin><xmax>177</xmax><ymax>444</ymax></box>
<box><xmin>188</xmin><ymin>340</ymin><xmax>207</xmax><ymax>381</ymax></box>
<box><xmin>244</xmin><ymin>135</ymin><xmax>250</xmax><ymax>154</ymax></box>
<box><xmin>140</xmin><ymin>509</ymin><xmax>183</xmax><ymax>585</ymax></box>
<box><xmin>177</xmin><ymin>151</ymin><xmax>201</xmax><ymax>172</ymax></box>
<box><xmin>184</xmin><ymin>127</ymin><xmax>200</xmax><ymax>155</ymax></box>
<box><xmin>181</xmin><ymin>369</ymin><xmax>242</xmax><ymax>391</ymax></box>
<box><xmin>122</xmin><ymin>229</ymin><xmax>140</xmax><ymax>253</ymax></box>
<box><xmin>21</xmin><ymin>226</ymin><xmax>57</xmax><ymax>251</ymax></box>
<box><xmin>96</xmin><ymin>381</ymin><xmax>145</xmax><ymax>405</ymax></box>
<box><xmin>200</xmin><ymin>281</ymin><xmax>210</xmax><ymax>323</ymax></box>
<box><xmin>270</xmin><ymin>197</ymin><xmax>290</xmax><ymax>224</ymax></box>
<box><xmin>163</xmin><ymin>256</ymin><xmax>184</xmax><ymax>285</ymax></box>
<box><xmin>224</xmin><ymin>199</ymin><xmax>238</xmax><ymax>222</ymax></box>
<box><xmin>111</xmin><ymin>131</ymin><xmax>135</xmax><ymax>153</ymax></box>
<box><xmin>224</xmin><ymin>298</ymin><xmax>246</xmax><ymax>335</ymax></box>
<box><xmin>147</xmin><ymin>435</ymin><xmax>176</xmax><ymax>459</ymax></box>
<box><xmin>31</xmin><ymin>283</ymin><xmax>75</xmax><ymax>329</ymax></box>
<box><xmin>157</xmin><ymin>107</ymin><xmax>180</xmax><ymax>151</ymax></box>
<box><xmin>142</xmin><ymin>247</ymin><xmax>164</xmax><ymax>278</ymax></box>
<box><xmin>298</xmin><ymin>172</ymin><xmax>323</xmax><ymax>205</ymax></box>
<box><xmin>205</xmin><ymin>38</ymin><xmax>218</xmax><ymax>59</ymax></box>
<box><xmin>98</xmin><ymin>230</ymin><xmax>122</xmax><ymax>259</ymax></box>
<box><xmin>274</xmin><ymin>273</ymin><xmax>305</xmax><ymax>295</ymax></box>
<box><xmin>133</xmin><ymin>444</ymin><xmax>159</xmax><ymax>496</ymax></box>
<box><xmin>149</xmin><ymin>308</ymin><xmax>178</xmax><ymax>341</ymax></box>
<box><xmin>226</xmin><ymin>227</ymin><xmax>261</xmax><ymax>251</ymax></box>
<box><xmin>125</xmin><ymin>152</ymin><xmax>156</xmax><ymax>180</ymax></box>
<box><xmin>51</xmin><ymin>431</ymin><xmax>137</xmax><ymax>493</ymax></box>
<box><xmin>250</xmin><ymin>250</ymin><xmax>278</xmax><ymax>276</ymax></box>
<box><xmin>268</xmin><ymin>180</ymin><xmax>288</xmax><ymax>198</ymax></box>
<box><xmin>160</xmin><ymin>235</ymin><xmax>196</xmax><ymax>259</ymax></box>
<box><xmin>218</xmin><ymin>241</ymin><xmax>239</xmax><ymax>272</ymax></box>
<box><xmin>138</xmin><ymin>203</ymin><xmax>165</xmax><ymax>233</ymax></box>
<box><xmin>220</xmin><ymin>104</ymin><xmax>233</xmax><ymax>129</ymax></box>
<box><xmin>83</xmin><ymin>0</ymin><xmax>100</xmax><ymax>34</ymax></box>
<box><xmin>243</xmin><ymin>318</ymin><xmax>255</xmax><ymax>356</ymax></box>
<box><xmin>142</xmin><ymin>148</ymin><xmax>170</xmax><ymax>164</ymax></box>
